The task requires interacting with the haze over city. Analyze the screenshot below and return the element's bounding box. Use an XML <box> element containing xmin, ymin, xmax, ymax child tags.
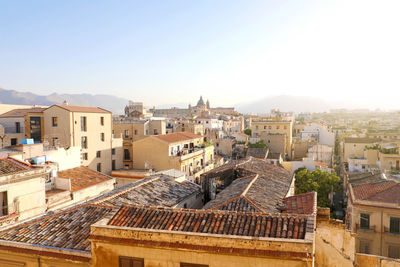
<box><xmin>1</xmin><ymin>0</ymin><xmax>400</xmax><ymax>109</ymax></box>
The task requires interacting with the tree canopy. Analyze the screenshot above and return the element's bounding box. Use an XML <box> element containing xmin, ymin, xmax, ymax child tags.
<box><xmin>295</xmin><ymin>168</ymin><xmax>341</xmax><ymax>208</ymax></box>
<box><xmin>244</xmin><ymin>128</ymin><xmax>251</xmax><ymax>136</ymax></box>
<box><xmin>248</xmin><ymin>140</ymin><xmax>267</xmax><ymax>148</ymax></box>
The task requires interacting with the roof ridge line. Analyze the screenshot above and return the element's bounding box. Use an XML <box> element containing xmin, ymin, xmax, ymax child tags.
<box><xmin>242</xmin><ymin>195</ymin><xmax>267</xmax><ymax>213</ymax></box>
<box><xmin>94</xmin><ymin>175</ymin><xmax>161</xmax><ymax>204</ymax></box>
<box><xmin>241</xmin><ymin>174</ymin><xmax>259</xmax><ymax>197</ymax></box>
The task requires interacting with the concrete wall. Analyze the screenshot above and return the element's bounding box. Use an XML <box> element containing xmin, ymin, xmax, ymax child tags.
<box><xmin>44</xmin><ymin>146</ymin><xmax>81</xmax><ymax>171</ymax></box>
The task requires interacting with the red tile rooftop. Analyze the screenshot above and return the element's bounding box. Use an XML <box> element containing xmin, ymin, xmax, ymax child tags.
<box><xmin>282</xmin><ymin>192</ymin><xmax>317</xmax><ymax>215</ymax></box>
<box><xmin>153</xmin><ymin>132</ymin><xmax>202</xmax><ymax>143</ymax></box>
<box><xmin>46</xmin><ymin>105</ymin><xmax>111</xmax><ymax>114</ymax></box>
<box><xmin>0</xmin><ymin>107</ymin><xmax>46</xmax><ymax>117</ymax></box>
<box><xmin>0</xmin><ymin>157</ymin><xmax>32</xmax><ymax>176</ymax></box>
<box><xmin>108</xmin><ymin>206</ymin><xmax>311</xmax><ymax>240</ymax></box>
<box><xmin>57</xmin><ymin>166</ymin><xmax>113</xmax><ymax>192</ymax></box>
<box><xmin>351</xmin><ymin>181</ymin><xmax>400</xmax><ymax>205</ymax></box>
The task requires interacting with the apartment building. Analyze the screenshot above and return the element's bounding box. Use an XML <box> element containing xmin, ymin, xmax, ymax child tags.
<box><xmin>343</xmin><ymin>137</ymin><xmax>381</xmax><ymax>163</ymax></box>
<box><xmin>131</xmin><ymin>132</ymin><xmax>214</xmax><ymax>181</ymax></box>
<box><xmin>0</xmin><ymin>158</ymin><xmax>47</xmax><ymax>225</ymax></box>
<box><xmin>113</xmin><ymin>118</ymin><xmax>166</xmax><ymax>169</ymax></box>
<box><xmin>43</xmin><ymin>105</ymin><xmax>114</xmax><ymax>174</ymax></box>
<box><xmin>0</xmin><ymin>107</ymin><xmax>45</xmax><ymax>147</ymax></box>
<box><xmin>347</xmin><ymin>181</ymin><xmax>400</xmax><ymax>259</ymax></box>
<box><xmin>251</xmin><ymin>117</ymin><xmax>293</xmax><ymax>159</ymax></box>
<box><xmin>195</xmin><ymin>116</ymin><xmax>223</xmax><ymax>131</ymax></box>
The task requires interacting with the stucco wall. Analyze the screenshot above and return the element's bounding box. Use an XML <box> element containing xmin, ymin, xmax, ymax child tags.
<box><xmin>356</xmin><ymin>253</ymin><xmax>400</xmax><ymax>267</ymax></box>
<box><xmin>315</xmin><ymin>215</ymin><xmax>355</xmax><ymax>267</ymax></box>
<box><xmin>90</xmin><ymin>226</ymin><xmax>313</xmax><ymax>267</ymax></box>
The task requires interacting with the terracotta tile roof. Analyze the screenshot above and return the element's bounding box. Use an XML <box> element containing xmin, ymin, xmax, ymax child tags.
<box><xmin>0</xmin><ymin>157</ymin><xmax>32</xmax><ymax>176</ymax></box>
<box><xmin>153</xmin><ymin>132</ymin><xmax>202</xmax><ymax>143</ymax></box>
<box><xmin>351</xmin><ymin>181</ymin><xmax>400</xmax><ymax>204</ymax></box>
<box><xmin>347</xmin><ymin>171</ymin><xmax>386</xmax><ymax>185</ymax></box>
<box><xmin>344</xmin><ymin>137</ymin><xmax>381</xmax><ymax>143</ymax></box>
<box><xmin>0</xmin><ymin>107</ymin><xmax>46</xmax><ymax>118</ymax></box>
<box><xmin>282</xmin><ymin>192</ymin><xmax>317</xmax><ymax>215</ymax></box>
<box><xmin>108</xmin><ymin>206</ymin><xmax>310</xmax><ymax>240</ymax></box>
<box><xmin>98</xmin><ymin>175</ymin><xmax>201</xmax><ymax>207</ymax></box>
<box><xmin>0</xmin><ymin>204</ymin><xmax>114</xmax><ymax>252</ymax></box>
<box><xmin>246</xmin><ymin>148</ymin><xmax>268</xmax><ymax>159</ymax></box>
<box><xmin>47</xmin><ymin>105</ymin><xmax>110</xmax><ymax>114</ymax></box>
<box><xmin>57</xmin><ymin>166</ymin><xmax>113</xmax><ymax>192</ymax></box>
<box><xmin>203</xmin><ymin>158</ymin><xmax>293</xmax><ymax>213</ymax></box>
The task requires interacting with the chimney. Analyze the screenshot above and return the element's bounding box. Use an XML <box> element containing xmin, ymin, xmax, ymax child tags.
<box><xmin>63</xmin><ymin>100</ymin><xmax>68</xmax><ymax>105</ymax></box>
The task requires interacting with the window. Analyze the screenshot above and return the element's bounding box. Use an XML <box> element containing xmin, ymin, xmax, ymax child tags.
<box><xmin>154</xmin><ymin>129</ymin><xmax>158</xmax><ymax>135</ymax></box>
<box><xmin>100</xmin><ymin>133</ymin><xmax>105</xmax><ymax>142</ymax></box>
<box><xmin>112</xmin><ymin>148</ymin><xmax>115</xmax><ymax>155</ymax></box>
<box><xmin>97</xmin><ymin>163</ymin><xmax>101</xmax><ymax>172</ymax></box>
<box><xmin>264</xmin><ymin>126</ymin><xmax>266</xmax><ymax>129</ymax></box>
<box><xmin>359</xmin><ymin>240</ymin><xmax>370</xmax><ymax>254</ymax></box>
<box><xmin>15</xmin><ymin>122</ymin><xmax>21</xmax><ymax>133</ymax></box>
<box><xmin>124</xmin><ymin>130</ymin><xmax>129</xmax><ymax>138</ymax></box>
<box><xmin>52</xmin><ymin>117</ymin><xmax>58</xmax><ymax>127</ymax></box>
<box><xmin>0</xmin><ymin>191</ymin><xmax>8</xmax><ymax>217</ymax></box>
<box><xmin>82</xmin><ymin>153</ymin><xmax>88</xmax><ymax>161</ymax></box>
<box><xmin>52</xmin><ymin>137</ymin><xmax>59</xmax><ymax>147</ymax></box>
<box><xmin>119</xmin><ymin>256</ymin><xmax>144</xmax><ymax>267</ymax></box>
<box><xmin>100</xmin><ymin>116</ymin><xmax>104</xmax><ymax>126</ymax></box>
<box><xmin>81</xmin><ymin>136</ymin><xmax>88</xmax><ymax>149</ymax></box>
<box><xmin>390</xmin><ymin>217</ymin><xmax>400</xmax><ymax>234</ymax></box>
<box><xmin>180</xmin><ymin>263</ymin><xmax>208</xmax><ymax>267</ymax></box>
<box><xmin>124</xmin><ymin>149</ymin><xmax>130</xmax><ymax>160</ymax></box>
<box><xmin>360</xmin><ymin>213</ymin><xmax>370</xmax><ymax>229</ymax></box>
<box><xmin>112</xmin><ymin>160</ymin><xmax>116</xmax><ymax>170</ymax></box>
<box><xmin>30</xmin><ymin>116</ymin><xmax>42</xmax><ymax>142</ymax></box>
<box><xmin>276</xmin><ymin>126</ymin><xmax>280</xmax><ymax>129</ymax></box>
<box><xmin>389</xmin><ymin>245</ymin><xmax>400</xmax><ymax>259</ymax></box>
<box><xmin>10</xmin><ymin>138</ymin><xmax>17</xmax><ymax>146</ymax></box>
<box><xmin>134</xmin><ymin>130</ymin><xmax>138</xmax><ymax>135</ymax></box>
<box><xmin>96</xmin><ymin>151</ymin><xmax>101</xmax><ymax>158</ymax></box>
<box><xmin>81</xmin><ymin>116</ymin><xmax>87</xmax><ymax>132</ymax></box>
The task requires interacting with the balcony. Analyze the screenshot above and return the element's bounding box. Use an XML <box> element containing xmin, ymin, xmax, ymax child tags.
<box><xmin>3</xmin><ymin>126</ymin><xmax>24</xmax><ymax>134</ymax></box>
<box><xmin>172</xmin><ymin>148</ymin><xmax>204</xmax><ymax>161</ymax></box>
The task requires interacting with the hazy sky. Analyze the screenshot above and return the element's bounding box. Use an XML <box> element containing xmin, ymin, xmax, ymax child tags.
<box><xmin>1</xmin><ymin>1</ymin><xmax>400</xmax><ymax>107</ymax></box>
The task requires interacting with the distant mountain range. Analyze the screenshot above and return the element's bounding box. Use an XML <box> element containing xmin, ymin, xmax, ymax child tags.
<box><xmin>0</xmin><ymin>88</ymin><xmax>128</xmax><ymax>114</ymax></box>
<box><xmin>0</xmin><ymin>88</ymin><xmax>377</xmax><ymax>115</ymax></box>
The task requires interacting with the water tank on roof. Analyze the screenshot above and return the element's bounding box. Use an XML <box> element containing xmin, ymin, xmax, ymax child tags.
<box><xmin>20</xmin><ymin>139</ymin><xmax>34</xmax><ymax>145</ymax></box>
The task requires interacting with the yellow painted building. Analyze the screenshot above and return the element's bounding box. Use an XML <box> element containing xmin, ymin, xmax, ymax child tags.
<box><xmin>112</xmin><ymin>119</ymin><xmax>166</xmax><ymax>169</ymax></box>
<box><xmin>90</xmin><ymin>206</ymin><xmax>315</xmax><ymax>267</ymax></box>
<box><xmin>347</xmin><ymin>181</ymin><xmax>400</xmax><ymax>258</ymax></box>
<box><xmin>251</xmin><ymin>118</ymin><xmax>293</xmax><ymax>158</ymax></box>
<box><xmin>131</xmin><ymin>132</ymin><xmax>214</xmax><ymax>180</ymax></box>
<box><xmin>43</xmin><ymin>105</ymin><xmax>114</xmax><ymax>174</ymax></box>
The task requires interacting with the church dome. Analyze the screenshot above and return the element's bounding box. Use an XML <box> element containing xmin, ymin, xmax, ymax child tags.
<box><xmin>197</xmin><ymin>96</ymin><xmax>205</xmax><ymax>106</ymax></box>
